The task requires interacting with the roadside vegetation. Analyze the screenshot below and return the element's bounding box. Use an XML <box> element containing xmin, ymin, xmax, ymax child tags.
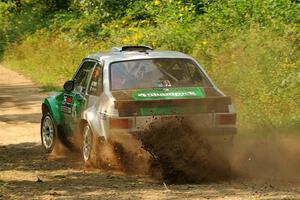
<box><xmin>0</xmin><ymin>0</ymin><xmax>299</xmax><ymax>129</ymax></box>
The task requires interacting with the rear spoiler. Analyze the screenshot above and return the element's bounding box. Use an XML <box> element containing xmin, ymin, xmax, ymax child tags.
<box><xmin>115</xmin><ymin>97</ymin><xmax>232</xmax><ymax>117</ymax></box>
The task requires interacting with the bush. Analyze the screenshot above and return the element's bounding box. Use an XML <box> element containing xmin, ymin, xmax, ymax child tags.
<box><xmin>195</xmin><ymin>27</ymin><xmax>300</xmax><ymax>127</ymax></box>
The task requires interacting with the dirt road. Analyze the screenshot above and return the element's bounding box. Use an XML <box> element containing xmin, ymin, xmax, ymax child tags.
<box><xmin>0</xmin><ymin>64</ymin><xmax>299</xmax><ymax>199</ymax></box>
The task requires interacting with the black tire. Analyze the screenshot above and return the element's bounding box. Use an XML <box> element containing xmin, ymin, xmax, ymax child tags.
<box><xmin>41</xmin><ymin>112</ymin><xmax>57</xmax><ymax>153</ymax></box>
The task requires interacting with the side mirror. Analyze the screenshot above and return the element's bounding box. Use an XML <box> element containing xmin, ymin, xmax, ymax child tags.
<box><xmin>63</xmin><ymin>80</ymin><xmax>74</xmax><ymax>92</ymax></box>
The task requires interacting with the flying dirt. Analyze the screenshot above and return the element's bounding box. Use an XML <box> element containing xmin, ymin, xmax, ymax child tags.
<box><xmin>135</xmin><ymin>117</ymin><xmax>232</xmax><ymax>183</ymax></box>
<box><xmin>1</xmin><ymin>64</ymin><xmax>300</xmax><ymax>199</ymax></box>
<box><xmin>105</xmin><ymin>117</ymin><xmax>300</xmax><ymax>185</ymax></box>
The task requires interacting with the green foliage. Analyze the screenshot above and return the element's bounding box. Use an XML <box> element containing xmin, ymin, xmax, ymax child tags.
<box><xmin>45</xmin><ymin>0</ymin><xmax>72</xmax><ymax>11</ymax></box>
<box><xmin>198</xmin><ymin>27</ymin><xmax>300</xmax><ymax>127</ymax></box>
<box><xmin>204</xmin><ymin>0</ymin><xmax>299</xmax><ymax>28</ymax></box>
<box><xmin>70</xmin><ymin>0</ymin><xmax>136</xmax><ymax>18</ymax></box>
<box><xmin>4</xmin><ymin>33</ymin><xmax>89</xmax><ymax>89</ymax></box>
<box><xmin>0</xmin><ymin>1</ymin><xmax>16</xmax><ymax>16</ymax></box>
<box><xmin>1</xmin><ymin>0</ymin><xmax>299</xmax><ymax>128</ymax></box>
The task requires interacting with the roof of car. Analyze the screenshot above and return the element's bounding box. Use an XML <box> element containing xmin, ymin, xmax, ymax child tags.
<box><xmin>85</xmin><ymin>46</ymin><xmax>193</xmax><ymax>63</ymax></box>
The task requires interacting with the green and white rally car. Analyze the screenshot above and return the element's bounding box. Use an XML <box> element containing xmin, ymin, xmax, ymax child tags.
<box><xmin>41</xmin><ymin>46</ymin><xmax>236</xmax><ymax>164</ymax></box>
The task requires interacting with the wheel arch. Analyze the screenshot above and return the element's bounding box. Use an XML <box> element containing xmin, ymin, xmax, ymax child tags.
<box><xmin>82</xmin><ymin>109</ymin><xmax>108</xmax><ymax>141</ymax></box>
<box><xmin>80</xmin><ymin>117</ymin><xmax>107</xmax><ymax>143</ymax></box>
<box><xmin>42</xmin><ymin>98</ymin><xmax>63</xmax><ymax>126</ymax></box>
<box><xmin>79</xmin><ymin>119</ymin><xmax>88</xmax><ymax>135</ymax></box>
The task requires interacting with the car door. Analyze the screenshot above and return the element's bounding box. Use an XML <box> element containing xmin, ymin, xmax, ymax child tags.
<box><xmin>61</xmin><ymin>60</ymin><xmax>96</xmax><ymax>136</ymax></box>
<box><xmin>86</xmin><ymin>62</ymin><xmax>103</xmax><ymax>105</ymax></box>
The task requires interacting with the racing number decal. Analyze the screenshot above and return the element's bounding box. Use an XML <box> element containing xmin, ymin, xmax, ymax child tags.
<box><xmin>61</xmin><ymin>94</ymin><xmax>73</xmax><ymax>114</ymax></box>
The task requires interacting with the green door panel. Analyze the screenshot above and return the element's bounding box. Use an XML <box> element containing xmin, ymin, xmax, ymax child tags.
<box><xmin>61</xmin><ymin>91</ymin><xmax>87</xmax><ymax>137</ymax></box>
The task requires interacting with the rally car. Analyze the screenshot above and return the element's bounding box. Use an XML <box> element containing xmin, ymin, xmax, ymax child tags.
<box><xmin>41</xmin><ymin>46</ymin><xmax>237</xmax><ymax>164</ymax></box>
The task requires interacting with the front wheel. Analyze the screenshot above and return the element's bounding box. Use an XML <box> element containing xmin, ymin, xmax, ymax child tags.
<box><xmin>41</xmin><ymin>113</ymin><xmax>57</xmax><ymax>153</ymax></box>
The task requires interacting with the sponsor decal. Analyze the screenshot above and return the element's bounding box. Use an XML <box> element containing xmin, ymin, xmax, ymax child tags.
<box><xmin>132</xmin><ymin>87</ymin><xmax>205</xmax><ymax>100</ymax></box>
<box><xmin>61</xmin><ymin>94</ymin><xmax>73</xmax><ymax>114</ymax></box>
<box><xmin>66</xmin><ymin>96</ymin><xmax>73</xmax><ymax>103</ymax></box>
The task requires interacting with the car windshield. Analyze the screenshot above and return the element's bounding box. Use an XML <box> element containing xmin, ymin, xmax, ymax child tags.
<box><xmin>110</xmin><ymin>58</ymin><xmax>211</xmax><ymax>90</ymax></box>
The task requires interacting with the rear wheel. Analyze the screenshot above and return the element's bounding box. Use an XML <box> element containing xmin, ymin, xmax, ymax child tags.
<box><xmin>41</xmin><ymin>113</ymin><xmax>57</xmax><ymax>153</ymax></box>
<box><xmin>82</xmin><ymin>124</ymin><xmax>99</xmax><ymax>166</ymax></box>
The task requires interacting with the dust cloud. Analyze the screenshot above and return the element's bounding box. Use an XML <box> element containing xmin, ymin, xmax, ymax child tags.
<box><xmin>51</xmin><ymin>118</ymin><xmax>300</xmax><ymax>184</ymax></box>
<box><xmin>135</xmin><ymin>118</ymin><xmax>300</xmax><ymax>184</ymax></box>
<box><xmin>49</xmin><ymin>137</ymin><xmax>82</xmax><ymax>165</ymax></box>
<box><xmin>231</xmin><ymin>132</ymin><xmax>300</xmax><ymax>183</ymax></box>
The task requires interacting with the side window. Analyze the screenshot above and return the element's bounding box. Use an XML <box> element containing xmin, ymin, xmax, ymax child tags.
<box><xmin>187</xmin><ymin>63</ymin><xmax>208</xmax><ymax>86</ymax></box>
<box><xmin>74</xmin><ymin>61</ymin><xmax>95</xmax><ymax>93</ymax></box>
<box><xmin>88</xmin><ymin>63</ymin><xmax>103</xmax><ymax>95</ymax></box>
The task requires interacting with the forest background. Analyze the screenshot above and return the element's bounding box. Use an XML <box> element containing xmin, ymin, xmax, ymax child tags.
<box><xmin>0</xmin><ymin>0</ymin><xmax>299</xmax><ymax>129</ymax></box>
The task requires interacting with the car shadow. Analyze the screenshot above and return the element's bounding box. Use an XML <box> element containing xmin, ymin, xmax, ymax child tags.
<box><xmin>0</xmin><ymin>82</ymin><xmax>45</xmax><ymax>124</ymax></box>
<box><xmin>0</xmin><ymin>142</ymin><xmax>161</xmax><ymax>199</ymax></box>
<box><xmin>0</xmin><ymin>83</ymin><xmax>44</xmax><ymax>109</ymax></box>
<box><xmin>0</xmin><ymin>142</ymin><xmax>77</xmax><ymax>172</ymax></box>
<box><xmin>0</xmin><ymin>113</ymin><xmax>41</xmax><ymax>123</ymax></box>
